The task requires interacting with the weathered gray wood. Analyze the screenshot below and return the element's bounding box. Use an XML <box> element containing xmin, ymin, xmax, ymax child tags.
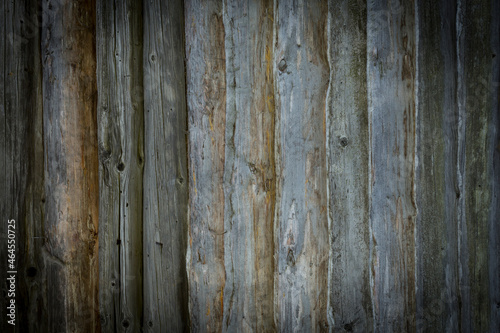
<box><xmin>460</xmin><ymin>0</ymin><xmax>494</xmax><ymax>330</ymax></box>
<box><xmin>367</xmin><ymin>0</ymin><xmax>416</xmax><ymax>331</ymax></box>
<box><xmin>326</xmin><ymin>0</ymin><xmax>372</xmax><ymax>331</ymax></box>
<box><xmin>0</xmin><ymin>1</ymin><xmax>45</xmax><ymax>332</ymax></box>
<box><xmin>273</xmin><ymin>0</ymin><xmax>330</xmax><ymax>331</ymax></box>
<box><xmin>41</xmin><ymin>0</ymin><xmax>99</xmax><ymax>331</ymax></box>
<box><xmin>96</xmin><ymin>0</ymin><xmax>143</xmax><ymax>331</ymax></box>
<box><xmin>185</xmin><ymin>0</ymin><xmax>227</xmax><ymax>331</ymax></box>
<box><xmin>143</xmin><ymin>0</ymin><xmax>190</xmax><ymax>331</ymax></box>
<box><xmin>415</xmin><ymin>0</ymin><xmax>460</xmax><ymax>331</ymax></box>
<box><xmin>222</xmin><ymin>0</ymin><xmax>276</xmax><ymax>331</ymax></box>
<box><xmin>489</xmin><ymin>0</ymin><xmax>500</xmax><ymax>329</ymax></box>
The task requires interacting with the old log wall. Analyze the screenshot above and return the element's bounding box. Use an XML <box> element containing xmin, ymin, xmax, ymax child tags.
<box><xmin>0</xmin><ymin>0</ymin><xmax>499</xmax><ymax>332</ymax></box>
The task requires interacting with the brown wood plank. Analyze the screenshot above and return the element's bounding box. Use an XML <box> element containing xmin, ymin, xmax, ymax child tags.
<box><xmin>41</xmin><ymin>0</ymin><xmax>99</xmax><ymax>331</ymax></box>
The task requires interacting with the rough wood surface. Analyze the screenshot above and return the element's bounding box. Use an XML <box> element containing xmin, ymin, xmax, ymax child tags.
<box><xmin>221</xmin><ymin>0</ymin><xmax>276</xmax><ymax>331</ymax></box>
<box><xmin>0</xmin><ymin>1</ymin><xmax>45</xmax><ymax>332</ymax></box>
<box><xmin>143</xmin><ymin>0</ymin><xmax>190</xmax><ymax>331</ymax></box>
<box><xmin>327</xmin><ymin>0</ymin><xmax>372</xmax><ymax>331</ymax></box>
<box><xmin>96</xmin><ymin>0</ymin><xmax>143</xmax><ymax>331</ymax></box>
<box><xmin>461</xmin><ymin>0</ymin><xmax>494</xmax><ymax>330</ymax></box>
<box><xmin>367</xmin><ymin>0</ymin><xmax>416</xmax><ymax>331</ymax></box>
<box><xmin>273</xmin><ymin>0</ymin><xmax>330</xmax><ymax>331</ymax></box>
<box><xmin>185</xmin><ymin>0</ymin><xmax>226</xmax><ymax>331</ymax></box>
<box><xmin>41</xmin><ymin>0</ymin><xmax>99</xmax><ymax>331</ymax></box>
<box><xmin>415</xmin><ymin>0</ymin><xmax>460</xmax><ymax>331</ymax></box>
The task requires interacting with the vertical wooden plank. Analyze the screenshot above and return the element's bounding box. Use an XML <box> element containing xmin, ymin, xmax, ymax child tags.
<box><xmin>0</xmin><ymin>0</ymin><xmax>45</xmax><ymax>331</ymax></box>
<box><xmin>489</xmin><ymin>0</ymin><xmax>500</xmax><ymax>329</ymax></box>
<box><xmin>367</xmin><ymin>0</ymin><xmax>416</xmax><ymax>331</ymax></box>
<box><xmin>326</xmin><ymin>0</ymin><xmax>372</xmax><ymax>331</ymax></box>
<box><xmin>41</xmin><ymin>0</ymin><xmax>99</xmax><ymax>331</ymax></box>
<box><xmin>415</xmin><ymin>0</ymin><xmax>460</xmax><ymax>331</ymax></box>
<box><xmin>273</xmin><ymin>0</ymin><xmax>330</xmax><ymax>331</ymax></box>
<box><xmin>143</xmin><ymin>0</ymin><xmax>189</xmax><ymax>331</ymax></box>
<box><xmin>221</xmin><ymin>0</ymin><xmax>276</xmax><ymax>331</ymax></box>
<box><xmin>460</xmin><ymin>0</ymin><xmax>494</xmax><ymax>330</ymax></box>
<box><xmin>96</xmin><ymin>0</ymin><xmax>143</xmax><ymax>331</ymax></box>
<box><xmin>185</xmin><ymin>0</ymin><xmax>226</xmax><ymax>331</ymax></box>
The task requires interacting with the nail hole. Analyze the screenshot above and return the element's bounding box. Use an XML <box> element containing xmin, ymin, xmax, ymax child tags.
<box><xmin>122</xmin><ymin>319</ymin><xmax>130</xmax><ymax>328</ymax></box>
<box><xmin>178</xmin><ymin>177</ymin><xmax>184</xmax><ymax>185</ymax></box>
<box><xmin>116</xmin><ymin>239</ymin><xmax>121</xmax><ymax>245</ymax></box>
<box><xmin>26</xmin><ymin>267</ymin><xmax>37</xmax><ymax>277</ymax></box>
<box><xmin>339</xmin><ymin>136</ymin><xmax>348</xmax><ymax>147</ymax></box>
<box><xmin>344</xmin><ymin>323</ymin><xmax>353</xmax><ymax>331</ymax></box>
<box><xmin>117</xmin><ymin>163</ymin><xmax>125</xmax><ymax>171</ymax></box>
<box><xmin>148</xmin><ymin>321</ymin><xmax>153</xmax><ymax>327</ymax></box>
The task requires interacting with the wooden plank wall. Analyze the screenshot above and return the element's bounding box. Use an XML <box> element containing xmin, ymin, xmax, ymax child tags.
<box><xmin>0</xmin><ymin>0</ymin><xmax>499</xmax><ymax>332</ymax></box>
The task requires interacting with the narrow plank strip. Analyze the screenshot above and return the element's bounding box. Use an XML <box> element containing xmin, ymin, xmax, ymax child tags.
<box><xmin>143</xmin><ymin>0</ymin><xmax>189</xmax><ymax>331</ymax></box>
<box><xmin>367</xmin><ymin>0</ymin><xmax>417</xmax><ymax>330</ymax></box>
<box><xmin>221</xmin><ymin>0</ymin><xmax>276</xmax><ymax>331</ymax></box>
<box><xmin>489</xmin><ymin>0</ymin><xmax>500</xmax><ymax>328</ymax></box>
<box><xmin>326</xmin><ymin>0</ymin><xmax>372</xmax><ymax>331</ymax></box>
<box><xmin>0</xmin><ymin>0</ymin><xmax>44</xmax><ymax>331</ymax></box>
<box><xmin>41</xmin><ymin>0</ymin><xmax>99</xmax><ymax>331</ymax></box>
<box><xmin>273</xmin><ymin>0</ymin><xmax>330</xmax><ymax>330</ymax></box>
<box><xmin>415</xmin><ymin>0</ymin><xmax>460</xmax><ymax>331</ymax></box>
<box><xmin>185</xmin><ymin>0</ymin><xmax>226</xmax><ymax>330</ymax></box>
<box><xmin>96</xmin><ymin>0</ymin><xmax>143</xmax><ymax>331</ymax></box>
<box><xmin>461</xmin><ymin>0</ymin><xmax>494</xmax><ymax>330</ymax></box>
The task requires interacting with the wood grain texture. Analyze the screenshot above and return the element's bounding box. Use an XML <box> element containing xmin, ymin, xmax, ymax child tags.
<box><xmin>143</xmin><ymin>0</ymin><xmax>190</xmax><ymax>331</ymax></box>
<box><xmin>221</xmin><ymin>0</ymin><xmax>276</xmax><ymax>331</ymax></box>
<box><xmin>273</xmin><ymin>0</ymin><xmax>330</xmax><ymax>331</ymax></box>
<box><xmin>367</xmin><ymin>0</ymin><xmax>416</xmax><ymax>331</ymax></box>
<box><xmin>326</xmin><ymin>0</ymin><xmax>372</xmax><ymax>331</ymax></box>
<box><xmin>41</xmin><ymin>0</ymin><xmax>99</xmax><ymax>331</ymax></box>
<box><xmin>489</xmin><ymin>0</ymin><xmax>500</xmax><ymax>329</ymax></box>
<box><xmin>96</xmin><ymin>0</ymin><xmax>143</xmax><ymax>331</ymax></box>
<box><xmin>460</xmin><ymin>0</ymin><xmax>494</xmax><ymax>330</ymax></box>
<box><xmin>185</xmin><ymin>0</ymin><xmax>226</xmax><ymax>331</ymax></box>
<box><xmin>0</xmin><ymin>1</ymin><xmax>45</xmax><ymax>332</ymax></box>
<box><xmin>415</xmin><ymin>0</ymin><xmax>460</xmax><ymax>331</ymax></box>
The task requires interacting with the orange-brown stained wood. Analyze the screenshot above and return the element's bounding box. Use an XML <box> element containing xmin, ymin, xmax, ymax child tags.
<box><xmin>42</xmin><ymin>0</ymin><xmax>99</xmax><ymax>331</ymax></box>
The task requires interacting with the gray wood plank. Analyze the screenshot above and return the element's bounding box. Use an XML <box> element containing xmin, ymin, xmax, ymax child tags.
<box><xmin>415</xmin><ymin>0</ymin><xmax>460</xmax><ymax>331</ymax></box>
<box><xmin>0</xmin><ymin>0</ymin><xmax>45</xmax><ymax>331</ymax></box>
<box><xmin>96</xmin><ymin>0</ymin><xmax>144</xmax><ymax>331</ymax></box>
<box><xmin>143</xmin><ymin>0</ymin><xmax>190</xmax><ymax>331</ymax></box>
<box><xmin>489</xmin><ymin>0</ymin><xmax>500</xmax><ymax>330</ymax></box>
<box><xmin>459</xmin><ymin>0</ymin><xmax>495</xmax><ymax>330</ymax></box>
<box><xmin>367</xmin><ymin>0</ymin><xmax>417</xmax><ymax>331</ymax></box>
<box><xmin>326</xmin><ymin>0</ymin><xmax>372</xmax><ymax>331</ymax></box>
<box><xmin>185</xmin><ymin>0</ymin><xmax>227</xmax><ymax>331</ymax></box>
<box><xmin>273</xmin><ymin>0</ymin><xmax>330</xmax><ymax>331</ymax></box>
<box><xmin>41</xmin><ymin>0</ymin><xmax>99</xmax><ymax>331</ymax></box>
<box><xmin>221</xmin><ymin>0</ymin><xmax>276</xmax><ymax>331</ymax></box>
